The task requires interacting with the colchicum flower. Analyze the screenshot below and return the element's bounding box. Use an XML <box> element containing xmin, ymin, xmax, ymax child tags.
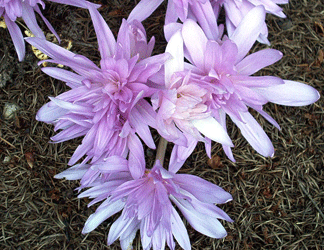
<box><xmin>0</xmin><ymin>0</ymin><xmax>99</xmax><ymax>61</ymax></box>
<box><xmin>152</xmin><ymin>30</ymin><xmax>233</xmax><ymax>172</ymax></box>
<box><xmin>74</xmin><ymin>161</ymin><xmax>233</xmax><ymax>250</ymax></box>
<box><xmin>161</xmin><ymin>6</ymin><xmax>320</xmax><ymax>162</ymax></box>
<box><xmin>128</xmin><ymin>0</ymin><xmax>222</xmax><ymax>41</ymax></box>
<box><xmin>26</xmin><ymin>4</ymin><xmax>169</xmax><ymax>179</ymax></box>
<box><xmin>211</xmin><ymin>0</ymin><xmax>289</xmax><ymax>44</ymax></box>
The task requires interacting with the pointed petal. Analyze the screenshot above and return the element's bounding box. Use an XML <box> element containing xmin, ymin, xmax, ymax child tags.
<box><xmin>82</xmin><ymin>199</ymin><xmax>124</xmax><ymax>234</ymax></box>
<box><xmin>33</xmin><ymin>5</ymin><xmax>60</xmax><ymax>42</ymax></box>
<box><xmin>49</xmin><ymin>0</ymin><xmax>101</xmax><ymax>8</ymax></box>
<box><xmin>170</xmin><ymin>207</ymin><xmax>191</xmax><ymax>250</ymax></box>
<box><xmin>231</xmin><ymin>112</ymin><xmax>274</xmax><ymax>157</ymax></box>
<box><xmin>254</xmin><ymin>80</ymin><xmax>320</xmax><ymax>106</ymax></box>
<box><xmin>5</xmin><ymin>16</ymin><xmax>25</xmax><ymax>61</ymax></box>
<box><xmin>21</xmin><ymin>3</ymin><xmax>45</xmax><ymax>39</ymax></box>
<box><xmin>88</xmin><ymin>4</ymin><xmax>116</xmax><ymax>60</ymax></box>
<box><xmin>41</xmin><ymin>67</ymin><xmax>84</xmax><ymax>88</ymax></box>
<box><xmin>128</xmin><ymin>134</ymin><xmax>145</xmax><ymax>179</ymax></box>
<box><xmin>128</xmin><ymin>0</ymin><xmax>164</xmax><ymax>22</ymax></box>
<box><xmin>182</xmin><ymin>19</ymin><xmax>208</xmax><ymax>69</ymax></box>
<box><xmin>172</xmin><ymin>198</ymin><xmax>227</xmax><ymax>239</ymax></box>
<box><xmin>236</xmin><ymin>49</ymin><xmax>283</xmax><ymax>75</ymax></box>
<box><xmin>192</xmin><ymin>117</ymin><xmax>233</xmax><ymax>146</ymax></box>
<box><xmin>95</xmin><ymin>156</ymin><xmax>129</xmax><ymax>173</ymax></box>
<box><xmin>174</xmin><ymin>174</ymin><xmax>233</xmax><ymax>204</ymax></box>
<box><xmin>230</xmin><ymin>6</ymin><xmax>266</xmax><ymax>63</ymax></box>
<box><xmin>54</xmin><ymin>164</ymin><xmax>90</xmax><ymax>180</ymax></box>
<box><xmin>165</xmin><ymin>31</ymin><xmax>184</xmax><ymax>86</ymax></box>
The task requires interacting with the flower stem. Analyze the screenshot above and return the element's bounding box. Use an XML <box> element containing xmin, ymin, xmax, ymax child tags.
<box><xmin>155</xmin><ymin>137</ymin><xmax>168</xmax><ymax>166</ymax></box>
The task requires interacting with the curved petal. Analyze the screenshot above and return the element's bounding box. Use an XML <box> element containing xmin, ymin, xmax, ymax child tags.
<box><xmin>21</xmin><ymin>3</ymin><xmax>45</xmax><ymax>39</ymax></box>
<box><xmin>182</xmin><ymin>19</ymin><xmax>208</xmax><ymax>69</ymax></box>
<box><xmin>108</xmin><ymin>215</ymin><xmax>138</xmax><ymax>245</ymax></box>
<box><xmin>5</xmin><ymin>15</ymin><xmax>25</xmax><ymax>61</ymax></box>
<box><xmin>174</xmin><ymin>174</ymin><xmax>233</xmax><ymax>204</ymax></box>
<box><xmin>165</xmin><ymin>31</ymin><xmax>184</xmax><ymax>86</ymax></box>
<box><xmin>229</xmin><ymin>6</ymin><xmax>266</xmax><ymax>63</ymax></box>
<box><xmin>41</xmin><ymin>67</ymin><xmax>84</xmax><ymax>88</ymax></box>
<box><xmin>192</xmin><ymin>117</ymin><xmax>233</xmax><ymax>146</ymax></box>
<box><xmin>170</xmin><ymin>207</ymin><xmax>191</xmax><ymax>250</ymax></box>
<box><xmin>54</xmin><ymin>164</ymin><xmax>90</xmax><ymax>180</ymax></box>
<box><xmin>254</xmin><ymin>80</ymin><xmax>320</xmax><ymax>106</ymax></box>
<box><xmin>88</xmin><ymin>4</ymin><xmax>116</xmax><ymax>60</ymax></box>
<box><xmin>128</xmin><ymin>0</ymin><xmax>164</xmax><ymax>22</ymax></box>
<box><xmin>169</xmin><ymin>137</ymin><xmax>197</xmax><ymax>173</ymax></box>
<box><xmin>36</xmin><ymin>101</ymin><xmax>68</xmax><ymax>123</ymax></box>
<box><xmin>172</xmin><ymin>197</ymin><xmax>228</xmax><ymax>239</ymax></box>
<box><xmin>82</xmin><ymin>199</ymin><xmax>125</xmax><ymax>234</ymax></box>
<box><xmin>231</xmin><ymin>112</ymin><xmax>274</xmax><ymax>157</ymax></box>
<box><xmin>236</xmin><ymin>49</ymin><xmax>283</xmax><ymax>75</ymax></box>
<box><xmin>25</xmin><ymin>37</ymin><xmax>99</xmax><ymax>74</ymax></box>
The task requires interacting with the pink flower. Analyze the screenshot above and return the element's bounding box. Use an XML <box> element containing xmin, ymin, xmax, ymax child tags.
<box><xmin>162</xmin><ymin>6</ymin><xmax>319</xmax><ymax>161</ymax></box>
<box><xmin>211</xmin><ymin>0</ymin><xmax>289</xmax><ymax>43</ymax></box>
<box><xmin>78</xmin><ymin>161</ymin><xmax>233</xmax><ymax>250</ymax></box>
<box><xmin>0</xmin><ymin>0</ymin><xmax>100</xmax><ymax>61</ymax></box>
<box><xmin>128</xmin><ymin>0</ymin><xmax>222</xmax><ymax>41</ymax></box>
<box><xmin>26</xmin><ymin>5</ymin><xmax>169</xmax><ymax>179</ymax></box>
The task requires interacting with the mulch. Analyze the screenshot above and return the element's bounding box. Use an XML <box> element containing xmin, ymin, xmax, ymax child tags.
<box><xmin>0</xmin><ymin>0</ymin><xmax>323</xmax><ymax>249</ymax></box>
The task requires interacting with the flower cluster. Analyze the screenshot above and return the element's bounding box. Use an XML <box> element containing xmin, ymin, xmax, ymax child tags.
<box><xmin>3</xmin><ymin>0</ymin><xmax>318</xmax><ymax>249</ymax></box>
<box><xmin>0</xmin><ymin>0</ymin><xmax>99</xmax><ymax>61</ymax></box>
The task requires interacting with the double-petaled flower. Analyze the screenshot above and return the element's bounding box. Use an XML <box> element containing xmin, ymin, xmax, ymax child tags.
<box><xmin>212</xmin><ymin>0</ymin><xmax>289</xmax><ymax>43</ymax></box>
<box><xmin>157</xmin><ymin>6</ymin><xmax>319</xmax><ymax>162</ymax></box>
<box><xmin>70</xmin><ymin>161</ymin><xmax>233</xmax><ymax>250</ymax></box>
<box><xmin>1</xmin><ymin>0</ymin><xmax>99</xmax><ymax>61</ymax></box>
<box><xmin>26</xmin><ymin>4</ymin><xmax>169</xmax><ymax>179</ymax></box>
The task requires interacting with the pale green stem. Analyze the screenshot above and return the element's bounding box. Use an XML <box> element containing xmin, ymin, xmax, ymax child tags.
<box><xmin>155</xmin><ymin>137</ymin><xmax>168</xmax><ymax>166</ymax></box>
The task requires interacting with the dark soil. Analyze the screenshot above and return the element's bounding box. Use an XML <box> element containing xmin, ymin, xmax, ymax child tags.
<box><xmin>0</xmin><ymin>0</ymin><xmax>323</xmax><ymax>249</ymax></box>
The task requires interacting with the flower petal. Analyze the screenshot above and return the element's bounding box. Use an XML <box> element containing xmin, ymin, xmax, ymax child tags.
<box><xmin>41</xmin><ymin>67</ymin><xmax>84</xmax><ymax>88</ymax></box>
<box><xmin>229</xmin><ymin>6</ymin><xmax>266</xmax><ymax>63</ymax></box>
<box><xmin>165</xmin><ymin>31</ymin><xmax>184</xmax><ymax>86</ymax></box>
<box><xmin>128</xmin><ymin>0</ymin><xmax>164</xmax><ymax>22</ymax></box>
<box><xmin>254</xmin><ymin>80</ymin><xmax>320</xmax><ymax>106</ymax></box>
<box><xmin>182</xmin><ymin>19</ymin><xmax>208</xmax><ymax>69</ymax></box>
<box><xmin>174</xmin><ymin>174</ymin><xmax>233</xmax><ymax>204</ymax></box>
<box><xmin>231</xmin><ymin>112</ymin><xmax>274</xmax><ymax>157</ymax></box>
<box><xmin>192</xmin><ymin>117</ymin><xmax>233</xmax><ymax>146</ymax></box>
<box><xmin>172</xmin><ymin>197</ymin><xmax>227</xmax><ymax>239</ymax></box>
<box><xmin>54</xmin><ymin>164</ymin><xmax>90</xmax><ymax>180</ymax></box>
<box><xmin>236</xmin><ymin>49</ymin><xmax>283</xmax><ymax>75</ymax></box>
<box><xmin>170</xmin><ymin>207</ymin><xmax>191</xmax><ymax>250</ymax></box>
<box><xmin>5</xmin><ymin>15</ymin><xmax>25</xmax><ymax>61</ymax></box>
<box><xmin>87</xmin><ymin>4</ymin><xmax>116</xmax><ymax>60</ymax></box>
<box><xmin>82</xmin><ymin>199</ymin><xmax>124</xmax><ymax>234</ymax></box>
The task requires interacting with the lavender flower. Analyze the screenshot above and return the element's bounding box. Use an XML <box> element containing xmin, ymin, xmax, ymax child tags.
<box><xmin>0</xmin><ymin>0</ymin><xmax>100</xmax><ymax>61</ymax></box>
<box><xmin>211</xmin><ymin>0</ymin><xmax>289</xmax><ymax>44</ymax></box>
<box><xmin>26</xmin><ymin>5</ymin><xmax>169</xmax><ymax>179</ymax></box>
<box><xmin>77</xmin><ymin>161</ymin><xmax>233</xmax><ymax>250</ymax></box>
<box><xmin>128</xmin><ymin>0</ymin><xmax>222</xmax><ymax>41</ymax></box>
<box><xmin>161</xmin><ymin>6</ymin><xmax>319</xmax><ymax>162</ymax></box>
<box><xmin>151</xmin><ymin>30</ymin><xmax>233</xmax><ymax>172</ymax></box>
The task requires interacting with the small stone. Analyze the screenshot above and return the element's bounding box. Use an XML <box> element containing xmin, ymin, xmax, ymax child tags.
<box><xmin>3</xmin><ymin>156</ymin><xmax>10</xmax><ymax>163</ymax></box>
<box><xmin>3</xmin><ymin>103</ymin><xmax>19</xmax><ymax>119</ymax></box>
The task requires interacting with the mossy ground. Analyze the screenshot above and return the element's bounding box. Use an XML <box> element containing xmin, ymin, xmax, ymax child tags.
<box><xmin>0</xmin><ymin>0</ymin><xmax>323</xmax><ymax>249</ymax></box>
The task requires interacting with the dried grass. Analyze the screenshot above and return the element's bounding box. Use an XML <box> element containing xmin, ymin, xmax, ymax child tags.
<box><xmin>0</xmin><ymin>0</ymin><xmax>323</xmax><ymax>249</ymax></box>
